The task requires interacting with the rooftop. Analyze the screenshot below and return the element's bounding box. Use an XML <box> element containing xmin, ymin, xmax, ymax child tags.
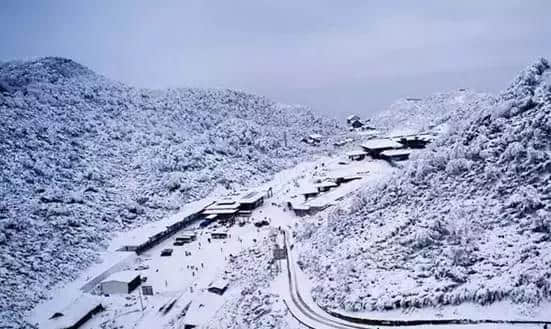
<box><xmin>381</xmin><ymin>149</ymin><xmax>412</xmax><ymax>156</ymax></box>
<box><xmin>208</xmin><ymin>278</ymin><xmax>230</xmax><ymax>290</ymax></box>
<box><xmin>315</xmin><ymin>181</ymin><xmax>339</xmax><ymax>188</ymax></box>
<box><xmin>45</xmin><ymin>295</ymin><xmax>103</xmax><ymax>329</ymax></box>
<box><xmin>204</xmin><ymin>203</ymin><xmax>240</xmax><ymax>211</ymax></box>
<box><xmin>102</xmin><ymin>271</ymin><xmax>140</xmax><ymax>284</ymax></box>
<box><xmin>362</xmin><ymin>138</ymin><xmax>402</xmax><ymax>150</ymax></box>
<box><xmin>239</xmin><ymin>191</ymin><xmax>264</xmax><ymax>203</ymax></box>
<box><xmin>346</xmin><ymin>150</ymin><xmax>368</xmax><ymax>156</ymax></box>
<box><xmin>202</xmin><ymin>208</ymin><xmax>239</xmax><ymax>215</ymax></box>
<box><xmin>297</xmin><ymin>186</ymin><xmax>319</xmax><ymax>195</ymax></box>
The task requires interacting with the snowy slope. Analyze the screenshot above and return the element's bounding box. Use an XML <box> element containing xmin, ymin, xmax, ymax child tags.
<box><xmin>0</xmin><ymin>57</ymin><xmax>342</xmax><ymax>326</ymax></box>
<box><xmin>372</xmin><ymin>89</ymin><xmax>496</xmax><ymax>135</ymax></box>
<box><xmin>298</xmin><ymin>59</ymin><xmax>551</xmax><ymax>314</ymax></box>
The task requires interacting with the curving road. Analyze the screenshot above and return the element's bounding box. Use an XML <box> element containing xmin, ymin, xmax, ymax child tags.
<box><xmin>281</xmin><ymin>230</ymin><xmax>551</xmax><ymax>329</ymax></box>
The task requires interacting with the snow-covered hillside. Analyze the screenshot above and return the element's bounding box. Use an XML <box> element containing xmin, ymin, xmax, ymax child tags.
<box><xmin>372</xmin><ymin>89</ymin><xmax>496</xmax><ymax>135</ymax></box>
<box><xmin>299</xmin><ymin>59</ymin><xmax>551</xmax><ymax>313</ymax></box>
<box><xmin>0</xmin><ymin>57</ymin><xmax>341</xmax><ymax>326</ymax></box>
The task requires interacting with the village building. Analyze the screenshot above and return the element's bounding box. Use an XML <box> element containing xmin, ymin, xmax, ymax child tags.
<box><xmin>346</xmin><ymin>150</ymin><xmax>368</xmax><ymax>161</ymax></box>
<box><xmin>99</xmin><ymin>271</ymin><xmax>141</xmax><ymax>294</ymax></box>
<box><xmin>116</xmin><ymin>199</ymin><xmax>212</xmax><ymax>254</ymax></box>
<box><xmin>396</xmin><ymin>134</ymin><xmax>433</xmax><ymax>149</ymax></box>
<box><xmin>346</xmin><ymin>114</ymin><xmax>361</xmax><ymax>124</ymax></box>
<box><xmin>161</xmin><ymin>248</ymin><xmax>173</xmax><ymax>256</ymax></box>
<box><xmin>291</xmin><ymin>203</ymin><xmax>311</xmax><ymax>217</ymax></box>
<box><xmin>350</xmin><ymin>119</ymin><xmax>364</xmax><ymax>128</ymax></box>
<box><xmin>302</xmin><ymin>133</ymin><xmax>323</xmax><ymax>145</ymax></box>
<box><xmin>297</xmin><ymin>187</ymin><xmax>319</xmax><ymax>201</ymax></box>
<box><xmin>314</xmin><ymin>181</ymin><xmax>338</xmax><ymax>193</ymax></box>
<box><xmin>202</xmin><ymin>201</ymin><xmax>240</xmax><ymax>222</ymax></box>
<box><xmin>174</xmin><ymin>233</ymin><xmax>196</xmax><ymax>245</ymax></box>
<box><xmin>238</xmin><ymin>191</ymin><xmax>264</xmax><ymax>210</ymax></box>
<box><xmin>207</xmin><ymin>279</ymin><xmax>230</xmax><ymax>295</ymax></box>
<box><xmin>361</xmin><ymin>138</ymin><xmax>403</xmax><ymax>158</ymax></box>
<box><xmin>381</xmin><ymin>149</ymin><xmax>412</xmax><ymax>161</ymax></box>
<box><xmin>328</xmin><ymin>175</ymin><xmax>362</xmax><ymax>185</ymax></box>
<box><xmin>45</xmin><ymin>295</ymin><xmax>104</xmax><ymax>329</ymax></box>
<box><xmin>211</xmin><ymin>231</ymin><xmax>228</xmax><ymax>239</ymax></box>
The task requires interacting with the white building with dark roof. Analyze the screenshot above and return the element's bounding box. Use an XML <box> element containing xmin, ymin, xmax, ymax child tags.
<box><xmin>99</xmin><ymin>271</ymin><xmax>141</xmax><ymax>294</ymax></box>
<box><xmin>361</xmin><ymin>138</ymin><xmax>403</xmax><ymax>158</ymax></box>
<box><xmin>346</xmin><ymin>114</ymin><xmax>361</xmax><ymax>124</ymax></box>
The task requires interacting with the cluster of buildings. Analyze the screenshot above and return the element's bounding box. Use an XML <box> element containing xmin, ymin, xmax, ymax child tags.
<box><xmin>302</xmin><ymin>133</ymin><xmax>323</xmax><ymax>145</ymax></box>
<box><xmin>115</xmin><ymin>188</ymin><xmax>271</xmax><ymax>255</ymax></box>
<box><xmin>200</xmin><ymin>188</ymin><xmax>271</xmax><ymax>224</ymax></box>
<box><xmin>346</xmin><ymin>114</ymin><xmax>374</xmax><ymax>130</ymax></box>
<box><xmin>287</xmin><ymin>175</ymin><xmax>362</xmax><ymax>217</ymax></box>
<box><xmin>347</xmin><ymin>134</ymin><xmax>434</xmax><ymax>163</ymax></box>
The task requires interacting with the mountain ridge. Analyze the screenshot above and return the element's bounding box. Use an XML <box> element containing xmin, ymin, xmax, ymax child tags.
<box><xmin>0</xmin><ymin>56</ymin><xmax>342</xmax><ymax>327</ymax></box>
<box><xmin>298</xmin><ymin>58</ymin><xmax>551</xmax><ymax>313</ymax></box>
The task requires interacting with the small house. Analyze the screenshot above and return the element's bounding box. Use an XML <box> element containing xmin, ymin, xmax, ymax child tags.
<box><xmin>292</xmin><ymin>204</ymin><xmax>311</xmax><ymax>217</ymax></box>
<box><xmin>99</xmin><ymin>271</ymin><xmax>141</xmax><ymax>294</ymax></box>
<box><xmin>161</xmin><ymin>248</ymin><xmax>174</xmax><ymax>256</ymax></box>
<box><xmin>397</xmin><ymin>134</ymin><xmax>433</xmax><ymax>149</ymax></box>
<box><xmin>238</xmin><ymin>191</ymin><xmax>264</xmax><ymax>211</ymax></box>
<box><xmin>346</xmin><ymin>114</ymin><xmax>361</xmax><ymax>124</ymax></box>
<box><xmin>361</xmin><ymin>139</ymin><xmax>403</xmax><ymax>158</ymax></box>
<box><xmin>333</xmin><ymin>175</ymin><xmax>362</xmax><ymax>184</ymax></box>
<box><xmin>309</xmin><ymin>133</ymin><xmax>322</xmax><ymax>142</ymax></box>
<box><xmin>302</xmin><ymin>133</ymin><xmax>322</xmax><ymax>145</ymax></box>
<box><xmin>350</xmin><ymin>119</ymin><xmax>364</xmax><ymax>128</ymax></box>
<box><xmin>207</xmin><ymin>279</ymin><xmax>230</xmax><ymax>295</ymax></box>
<box><xmin>380</xmin><ymin>149</ymin><xmax>412</xmax><ymax>161</ymax></box>
<box><xmin>174</xmin><ymin>233</ymin><xmax>196</xmax><ymax>245</ymax></box>
<box><xmin>211</xmin><ymin>231</ymin><xmax>228</xmax><ymax>239</ymax></box>
<box><xmin>298</xmin><ymin>187</ymin><xmax>319</xmax><ymax>201</ymax></box>
<box><xmin>202</xmin><ymin>201</ymin><xmax>240</xmax><ymax>222</ymax></box>
<box><xmin>347</xmin><ymin>150</ymin><xmax>368</xmax><ymax>161</ymax></box>
<box><xmin>314</xmin><ymin>181</ymin><xmax>338</xmax><ymax>193</ymax></box>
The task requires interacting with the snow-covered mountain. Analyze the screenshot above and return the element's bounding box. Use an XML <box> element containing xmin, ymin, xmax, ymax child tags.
<box><xmin>299</xmin><ymin>59</ymin><xmax>551</xmax><ymax>313</ymax></box>
<box><xmin>372</xmin><ymin>89</ymin><xmax>496</xmax><ymax>135</ymax></box>
<box><xmin>0</xmin><ymin>57</ymin><xmax>342</xmax><ymax>326</ymax></box>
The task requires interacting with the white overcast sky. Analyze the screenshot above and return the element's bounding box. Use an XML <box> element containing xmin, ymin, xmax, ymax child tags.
<box><xmin>1</xmin><ymin>0</ymin><xmax>550</xmax><ymax>117</ymax></box>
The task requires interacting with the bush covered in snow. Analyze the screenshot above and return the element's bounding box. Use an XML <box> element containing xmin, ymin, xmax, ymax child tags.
<box><xmin>299</xmin><ymin>58</ymin><xmax>551</xmax><ymax>314</ymax></box>
<box><xmin>0</xmin><ymin>57</ymin><xmax>342</xmax><ymax>327</ymax></box>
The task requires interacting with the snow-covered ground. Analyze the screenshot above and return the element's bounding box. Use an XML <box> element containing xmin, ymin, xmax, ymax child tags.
<box><xmin>26</xmin><ymin>144</ymin><xmax>393</xmax><ymax>329</ymax></box>
<box><xmin>0</xmin><ymin>57</ymin><xmax>346</xmax><ymax>327</ymax></box>
<box><xmin>5</xmin><ymin>56</ymin><xmax>551</xmax><ymax>329</ymax></box>
<box><xmin>297</xmin><ymin>58</ymin><xmax>551</xmax><ymax>319</ymax></box>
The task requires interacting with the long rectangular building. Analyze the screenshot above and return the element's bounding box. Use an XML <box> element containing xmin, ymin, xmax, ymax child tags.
<box><xmin>361</xmin><ymin>139</ymin><xmax>403</xmax><ymax>158</ymax></box>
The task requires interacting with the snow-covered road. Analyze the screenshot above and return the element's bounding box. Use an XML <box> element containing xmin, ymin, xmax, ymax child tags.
<box><xmin>282</xmin><ymin>229</ymin><xmax>551</xmax><ymax>329</ymax></box>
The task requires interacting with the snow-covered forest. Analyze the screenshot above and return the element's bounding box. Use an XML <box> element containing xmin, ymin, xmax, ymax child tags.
<box><xmin>0</xmin><ymin>57</ymin><xmax>342</xmax><ymax>326</ymax></box>
<box><xmin>298</xmin><ymin>59</ymin><xmax>551</xmax><ymax>313</ymax></box>
<box><xmin>373</xmin><ymin>89</ymin><xmax>496</xmax><ymax>134</ymax></box>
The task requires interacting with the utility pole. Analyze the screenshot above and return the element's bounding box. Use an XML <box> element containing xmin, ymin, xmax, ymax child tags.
<box><xmin>284</xmin><ymin>131</ymin><xmax>288</xmax><ymax>148</ymax></box>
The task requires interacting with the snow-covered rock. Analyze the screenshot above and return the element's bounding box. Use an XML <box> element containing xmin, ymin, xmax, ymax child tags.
<box><xmin>0</xmin><ymin>57</ymin><xmax>342</xmax><ymax>327</ymax></box>
<box><xmin>299</xmin><ymin>58</ymin><xmax>551</xmax><ymax>314</ymax></box>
